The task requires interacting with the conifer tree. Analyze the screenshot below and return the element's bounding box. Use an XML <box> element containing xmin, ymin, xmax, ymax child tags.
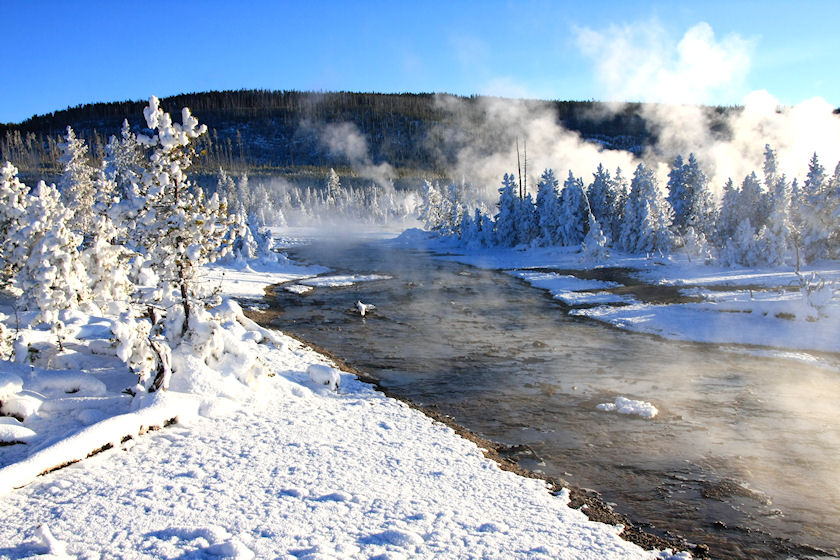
<box><xmin>535</xmin><ymin>169</ymin><xmax>560</xmax><ymax>245</ymax></box>
<box><xmin>133</xmin><ymin>97</ymin><xmax>238</xmax><ymax>337</ymax></box>
<box><xmin>739</xmin><ymin>171</ymin><xmax>768</xmax><ymax>233</ymax></box>
<box><xmin>621</xmin><ymin>163</ymin><xmax>673</xmax><ymax>255</ymax></box>
<box><xmin>326</xmin><ymin>168</ymin><xmax>342</xmax><ymax>207</ymax></box>
<box><xmin>16</xmin><ymin>181</ymin><xmax>89</xmax><ymax>327</ymax></box>
<box><xmin>0</xmin><ymin>162</ymin><xmax>30</xmax><ymax>284</ymax></box>
<box><xmin>557</xmin><ymin>171</ymin><xmax>588</xmax><ymax>246</ymax></box>
<box><xmin>587</xmin><ymin>164</ymin><xmax>619</xmax><ymax>243</ymax></box>
<box><xmin>494</xmin><ymin>173</ymin><xmax>520</xmax><ymax>247</ymax></box>
<box><xmin>59</xmin><ymin>127</ymin><xmax>97</xmax><ymax>243</ymax></box>
<box><xmin>715</xmin><ymin>178</ymin><xmax>739</xmax><ymax>247</ymax></box>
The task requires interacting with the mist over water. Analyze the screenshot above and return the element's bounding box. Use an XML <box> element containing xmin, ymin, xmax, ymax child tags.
<box><xmin>266</xmin><ymin>239</ymin><xmax>840</xmax><ymax>559</ymax></box>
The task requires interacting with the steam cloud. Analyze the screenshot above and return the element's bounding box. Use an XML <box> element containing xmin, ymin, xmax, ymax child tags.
<box><xmin>321</xmin><ymin>121</ymin><xmax>395</xmax><ymax>192</ymax></box>
<box><xmin>431</xmin><ymin>19</ymin><xmax>840</xmax><ymax>200</ymax></box>
<box><xmin>573</xmin><ymin>19</ymin><xmax>840</xmax><ymax>192</ymax></box>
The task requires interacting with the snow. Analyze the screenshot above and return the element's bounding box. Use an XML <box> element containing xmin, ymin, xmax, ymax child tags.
<box><xmin>306</xmin><ymin>363</ymin><xmax>341</xmax><ymax>391</ymax></box>
<box><xmin>0</xmin><ymin>248</ymin><xmax>682</xmax><ymax>560</ymax></box>
<box><xmin>510</xmin><ymin>271</ymin><xmax>633</xmax><ymax>306</ymax></box>
<box><xmin>596</xmin><ymin>397</ymin><xmax>659</xmax><ymax>419</ymax></box>
<box><xmin>355</xmin><ymin>300</ymin><xmax>376</xmax><ymax>316</ymax></box>
<box><xmin>0</xmin><ymin>370</ymin><xmax>23</xmax><ymax>398</ymax></box>
<box><xmin>0</xmin><ymin>417</ymin><xmax>36</xmax><ymax>443</ymax></box>
<box><xmin>411</xmin><ymin>236</ymin><xmax>840</xmax><ymax>355</ymax></box>
<box><xmin>300</xmin><ymin>274</ymin><xmax>391</xmax><ymax>288</ymax></box>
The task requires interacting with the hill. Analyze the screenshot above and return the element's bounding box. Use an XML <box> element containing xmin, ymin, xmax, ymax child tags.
<box><xmin>0</xmin><ymin>89</ymin><xmax>733</xmax><ymax>183</ymax></box>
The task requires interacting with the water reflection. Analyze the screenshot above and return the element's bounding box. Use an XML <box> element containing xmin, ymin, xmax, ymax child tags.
<box><xmin>267</xmin><ymin>239</ymin><xmax>840</xmax><ymax>559</ymax></box>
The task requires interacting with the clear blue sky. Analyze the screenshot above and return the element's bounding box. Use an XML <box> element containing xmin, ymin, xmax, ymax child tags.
<box><xmin>1</xmin><ymin>0</ymin><xmax>837</xmax><ymax>123</ymax></box>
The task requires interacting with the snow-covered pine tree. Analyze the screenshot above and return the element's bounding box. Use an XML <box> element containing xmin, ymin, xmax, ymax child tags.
<box><xmin>217</xmin><ymin>168</ymin><xmax>238</xmax><ymax>213</ymax></box>
<box><xmin>419</xmin><ymin>181</ymin><xmax>448</xmax><ymax>232</ymax></box>
<box><xmin>620</xmin><ymin>163</ymin><xmax>673</xmax><ymax>255</ymax></box>
<box><xmin>801</xmin><ymin>154</ymin><xmax>840</xmax><ymax>262</ymax></box>
<box><xmin>667</xmin><ymin>153</ymin><xmax>716</xmax><ymax>240</ymax></box>
<box><xmin>666</xmin><ymin>154</ymin><xmax>687</xmax><ymax>229</ymax></box>
<box><xmin>518</xmin><ymin>193</ymin><xmax>538</xmax><ymax>246</ymax></box>
<box><xmin>609</xmin><ymin>167</ymin><xmax>629</xmax><ymax>244</ymax></box>
<box><xmin>722</xmin><ymin>218</ymin><xmax>761</xmax><ymax>266</ymax></box>
<box><xmin>535</xmin><ymin>168</ymin><xmax>560</xmax><ymax>245</ymax></box>
<box><xmin>104</xmin><ymin>120</ymin><xmax>144</xmax><ymax>203</ymax></box>
<box><xmin>58</xmin><ymin>127</ymin><xmax>97</xmax><ymax>243</ymax></box>
<box><xmin>494</xmin><ymin>173</ymin><xmax>520</xmax><ymax>247</ymax></box>
<box><xmin>557</xmin><ymin>171</ymin><xmax>588</xmax><ymax>246</ymax></box>
<box><xmin>739</xmin><ymin>171</ymin><xmax>769</xmax><ymax>234</ymax></box>
<box><xmin>586</xmin><ymin>164</ymin><xmax>619</xmax><ymax>244</ymax></box>
<box><xmin>761</xmin><ymin>172</ymin><xmax>794</xmax><ymax>267</ymax></box>
<box><xmin>0</xmin><ymin>162</ymin><xmax>31</xmax><ymax>284</ymax></box>
<box><xmin>459</xmin><ymin>207</ymin><xmax>484</xmax><ymax>248</ymax></box>
<box><xmin>682</xmin><ymin>153</ymin><xmax>717</xmax><ymax>239</ymax></box>
<box><xmin>580</xmin><ymin>208</ymin><xmax>609</xmax><ymax>264</ymax></box>
<box><xmin>715</xmin><ymin>178</ymin><xmax>739</xmax><ymax>248</ymax></box>
<box><xmin>133</xmin><ymin>96</ymin><xmax>239</xmax><ymax>338</ymax></box>
<box><xmin>16</xmin><ymin>181</ymin><xmax>89</xmax><ymax>328</ymax></box>
<box><xmin>326</xmin><ymin>168</ymin><xmax>342</xmax><ymax>207</ymax></box>
<box><xmin>81</xmin><ymin>213</ymin><xmax>135</xmax><ymax>315</ymax></box>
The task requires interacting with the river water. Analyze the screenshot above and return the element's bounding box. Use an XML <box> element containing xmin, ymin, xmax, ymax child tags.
<box><xmin>265</xmin><ymin>239</ymin><xmax>840</xmax><ymax>559</ymax></box>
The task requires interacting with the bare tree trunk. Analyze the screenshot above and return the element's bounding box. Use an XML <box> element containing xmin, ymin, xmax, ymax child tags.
<box><xmin>178</xmin><ymin>261</ymin><xmax>190</xmax><ymax>338</ymax></box>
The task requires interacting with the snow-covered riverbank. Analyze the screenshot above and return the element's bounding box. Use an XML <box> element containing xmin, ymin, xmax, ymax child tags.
<box><xmin>396</xmin><ymin>229</ymin><xmax>840</xmax><ymax>356</ymax></box>
<box><xmin>0</xmin><ymin>247</ymin><xmax>687</xmax><ymax>559</ymax></box>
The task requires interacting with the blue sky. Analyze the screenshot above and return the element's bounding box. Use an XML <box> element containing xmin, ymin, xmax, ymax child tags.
<box><xmin>1</xmin><ymin>0</ymin><xmax>837</xmax><ymax>123</ymax></box>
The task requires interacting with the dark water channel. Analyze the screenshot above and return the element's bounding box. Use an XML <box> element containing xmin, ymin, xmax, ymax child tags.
<box><xmin>266</xmin><ymin>239</ymin><xmax>840</xmax><ymax>560</ymax></box>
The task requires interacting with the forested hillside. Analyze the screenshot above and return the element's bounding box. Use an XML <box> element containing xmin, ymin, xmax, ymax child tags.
<box><xmin>0</xmin><ymin>89</ymin><xmax>732</xmax><ymax>182</ymax></box>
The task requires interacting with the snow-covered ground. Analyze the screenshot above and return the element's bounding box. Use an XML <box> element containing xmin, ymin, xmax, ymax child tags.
<box><xmin>399</xmin><ymin>230</ymin><xmax>840</xmax><ymax>355</ymax></box>
<box><xmin>0</xmin><ymin>245</ymin><xmax>686</xmax><ymax>559</ymax></box>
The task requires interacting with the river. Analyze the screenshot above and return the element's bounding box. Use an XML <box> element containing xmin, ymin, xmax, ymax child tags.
<box><xmin>263</xmin><ymin>238</ymin><xmax>840</xmax><ymax>559</ymax></box>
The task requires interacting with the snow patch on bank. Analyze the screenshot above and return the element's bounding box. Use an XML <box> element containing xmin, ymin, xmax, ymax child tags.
<box><xmin>300</xmin><ymin>273</ymin><xmax>392</xmax><ymax>288</ymax></box>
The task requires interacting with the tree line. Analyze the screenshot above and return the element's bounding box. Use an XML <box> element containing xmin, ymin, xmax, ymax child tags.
<box><xmin>421</xmin><ymin>148</ymin><xmax>840</xmax><ymax>268</ymax></box>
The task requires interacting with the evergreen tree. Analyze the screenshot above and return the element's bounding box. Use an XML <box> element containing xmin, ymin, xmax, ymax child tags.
<box><xmin>715</xmin><ymin>178</ymin><xmax>739</xmax><ymax>247</ymax></box>
<box><xmin>326</xmin><ymin>168</ymin><xmax>342</xmax><ymax>207</ymax></box>
<box><xmin>557</xmin><ymin>171</ymin><xmax>588</xmax><ymax>246</ymax></box>
<box><xmin>620</xmin><ymin>163</ymin><xmax>673</xmax><ymax>255</ymax></box>
<box><xmin>518</xmin><ymin>192</ymin><xmax>539</xmax><ymax>245</ymax></box>
<box><xmin>587</xmin><ymin>164</ymin><xmax>617</xmax><ymax>243</ymax></box>
<box><xmin>59</xmin><ymin>127</ymin><xmax>97</xmax><ymax>242</ymax></box>
<box><xmin>535</xmin><ymin>169</ymin><xmax>560</xmax><ymax>245</ymax></box>
<box><xmin>16</xmin><ymin>181</ymin><xmax>89</xmax><ymax>327</ymax></box>
<box><xmin>609</xmin><ymin>167</ymin><xmax>629</xmax><ymax>244</ymax></box>
<box><xmin>419</xmin><ymin>181</ymin><xmax>447</xmax><ymax>231</ymax></box>
<box><xmin>494</xmin><ymin>173</ymin><xmax>519</xmax><ymax>247</ymax></box>
<box><xmin>667</xmin><ymin>153</ymin><xmax>716</xmax><ymax>239</ymax></box>
<box><xmin>762</xmin><ymin>172</ymin><xmax>794</xmax><ymax>266</ymax></box>
<box><xmin>739</xmin><ymin>171</ymin><xmax>769</xmax><ymax>233</ymax></box>
<box><xmin>684</xmin><ymin>153</ymin><xmax>717</xmax><ymax>239</ymax></box>
<box><xmin>723</xmin><ymin>219</ymin><xmax>762</xmax><ymax>266</ymax></box>
<box><xmin>0</xmin><ymin>162</ymin><xmax>30</xmax><ymax>284</ymax></box>
<box><xmin>133</xmin><ymin>96</ymin><xmax>238</xmax><ymax>337</ymax></box>
<box><xmin>580</xmin><ymin>209</ymin><xmax>609</xmax><ymax>263</ymax></box>
<box><xmin>666</xmin><ymin>154</ymin><xmax>687</xmax><ymax>229</ymax></box>
<box><xmin>104</xmin><ymin>120</ymin><xmax>144</xmax><ymax>204</ymax></box>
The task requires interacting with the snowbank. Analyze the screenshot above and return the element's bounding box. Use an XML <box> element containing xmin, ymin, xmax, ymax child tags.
<box><xmin>0</xmin><ymin>330</ymin><xmax>676</xmax><ymax>559</ymax></box>
<box><xmin>0</xmin><ymin>252</ymin><xmax>686</xmax><ymax>559</ymax></box>
<box><xmin>415</xmin><ymin>240</ymin><xmax>840</xmax><ymax>354</ymax></box>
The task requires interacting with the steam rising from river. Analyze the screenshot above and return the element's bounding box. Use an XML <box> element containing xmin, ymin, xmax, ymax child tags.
<box><xmin>424</xmin><ymin>19</ymin><xmax>840</xmax><ymax>200</ymax></box>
